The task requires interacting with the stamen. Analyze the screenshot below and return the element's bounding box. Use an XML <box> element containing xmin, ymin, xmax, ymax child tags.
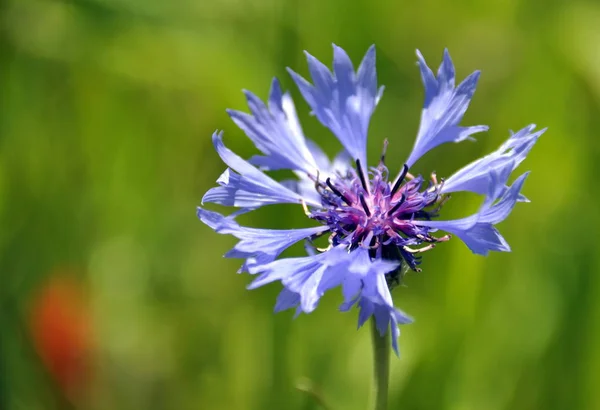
<box><xmin>416</xmin><ymin>233</ymin><xmax>434</xmax><ymax>243</ymax></box>
<box><xmin>379</xmin><ymin>138</ymin><xmax>389</xmax><ymax>166</ymax></box>
<box><xmin>434</xmin><ymin>234</ymin><xmax>452</xmax><ymax>242</ymax></box>
<box><xmin>308</xmin><ymin>172</ymin><xmax>328</xmax><ymax>195</ymax></box>
<box><xmin>387</xmin><ymin>194</ymin><xmax>406</xmax><ymax>216</ymax></box>
<box><xmin>326</xmin><ymin>178</ymin><xmax>352</xmax><ymax>205</ymax></box>
<box><xmin>316</xmin><ymin>244</ymin><xmax>333</xmax><ymax>252</ymax></box>
<box><xmin>403</xmin><ymin>244</ymin><xmax>436</xmax><ymax>253</ymax></box>
<box><xmin>430</xmin><ymin>171</ymin><xmax>438</xmax><ymax>186</ymax></box>
<box><xmin>417</xmin><ymin>233</ymin><xmax>452</xmax><ymax>243</ymax></box>
<box><xmin>359</xmin><ymin>193</ymin><xmax>371</xmax><ymax>216</ymax></box>
<box><xmin>300</xmin><ymin>199</ymin><xmax>311</xmax><ymax>216</ymax></box>
<box><xmin>355</xmin><ymin>159</ymin><xmax>369</xmax><ymax>192</ymax></box>
<box><xmin>328</xmin><ymin>232</ymin><xmax>337</xmax><ymax>246</ymax></box>
<box><xmin>430</xmin><ymin>193</ymin><xmax>451</xmax><ymax>212</ymax></box>
<box><xmin>390</xmin><ymin>164</ymin><xmax>408</xmax><ymax>195</ymax></box>
<box><xmin>438</xmin><ymin>177</ymin><xmax>445</xmax><ymax>192</ymax></box>
<box><xmin>428</xmin><ymin>178</ymin><xmax>444</xmax><ymax>195</ymax></box>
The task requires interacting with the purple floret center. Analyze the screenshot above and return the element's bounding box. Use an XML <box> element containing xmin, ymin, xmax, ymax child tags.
<box><xmin>306</xmin><ymin>147</ymin><xmax>451</xmax><ymax>284</ymax></box>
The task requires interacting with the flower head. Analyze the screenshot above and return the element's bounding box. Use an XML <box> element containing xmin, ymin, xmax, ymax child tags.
<box><xmin>198</xmin><ymin>45</ymin><xmax>544</xmax><ymax>354</ymax></box>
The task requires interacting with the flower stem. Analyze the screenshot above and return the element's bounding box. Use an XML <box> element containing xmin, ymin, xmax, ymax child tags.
<box><xmin>370</xmin><ymin>318</ymin><xmax>390</xmax><ymax>410</ymax></box>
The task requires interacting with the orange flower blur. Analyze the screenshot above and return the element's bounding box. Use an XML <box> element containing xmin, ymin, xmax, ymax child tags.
<box><xmin>28</xmin><ymin>273</ymin><xmax>92</xmax><ymax>398</ymax></box>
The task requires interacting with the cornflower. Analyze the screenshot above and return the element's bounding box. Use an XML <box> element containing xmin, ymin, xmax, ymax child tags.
<box><xmin>197</xmin><ymin>45</ymin><xmax>544</xmax><ymax>355</ymax></box>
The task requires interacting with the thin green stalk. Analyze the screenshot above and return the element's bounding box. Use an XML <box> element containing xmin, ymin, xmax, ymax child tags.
<box><xmin>370</xmin><ymin>318</ymin><xmax>390</xmax><ymax>410</ymax></box>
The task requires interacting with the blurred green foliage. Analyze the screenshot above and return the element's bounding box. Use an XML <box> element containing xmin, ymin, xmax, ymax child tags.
<box><xmin>1</xmin><ymin>0</ymin><xmax>600</xmax><ymax>409</ymax></box>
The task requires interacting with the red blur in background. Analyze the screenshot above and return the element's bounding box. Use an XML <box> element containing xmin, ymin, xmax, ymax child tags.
<box><xmin>28</xmin><ymin>273</ymin><xmax>93</xmax><ymax>400</ymax></box>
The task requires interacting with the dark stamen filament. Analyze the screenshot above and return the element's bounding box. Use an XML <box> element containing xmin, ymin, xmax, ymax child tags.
<box><xmin>355</xmin><ymin>159</ymin><xmax>369</xmax><ymax>191</ymax></box>
<box><xmin>391</xmin><ymin>164</ymin><xmax>408</xmax><ymax>195</ymax></box>
<box><xmin>326</xmin><ymin>177</ymin><xmax>351</xmax><ymax>205</ymax></box>
<box><xmin>359</xmin><ymin>193</ymin><xmax>371</xmax><ymax>216</ymax></box>
<box><xmin>387</xmin><ymin>194</ymin><xmax>406</xmax><ymax>216</ymax></box>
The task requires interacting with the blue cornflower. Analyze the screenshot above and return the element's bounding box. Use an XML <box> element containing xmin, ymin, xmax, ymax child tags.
<box><xmin>197</xmin><ymin>45</ymin><xmax>544</xmax><ymax>354</ymax></box>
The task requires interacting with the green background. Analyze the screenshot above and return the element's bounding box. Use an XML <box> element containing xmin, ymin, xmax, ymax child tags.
<box><xmin>1</xmin><ymin>0</ymin><xmax>598</xmax><ymax>409</ymax></box>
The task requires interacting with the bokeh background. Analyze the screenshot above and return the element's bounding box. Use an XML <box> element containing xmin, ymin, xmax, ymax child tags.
<box><xmin>1</xmin><ymin>0</ymin><xmax>599</xmax><ymax>409</ymax></box>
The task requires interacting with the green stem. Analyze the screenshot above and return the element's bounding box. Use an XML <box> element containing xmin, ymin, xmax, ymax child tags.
<box><xmin>370</xmin><ymin>318</ymin><xmax>390</xmax><ymax>410</ymax></box>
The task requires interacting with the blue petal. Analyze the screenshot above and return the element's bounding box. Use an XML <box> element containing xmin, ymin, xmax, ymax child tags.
<box><xmin>279</xmin><ymin>148</ymin><xmax>353</xmax><ymax>206</ymax></box>
<box><xmin>304</xmin><ymin>139</ymin><xmax>330</xmax><ymax>170</ymax></box>
<box><xmin>274</xmin><ymin>288</ymin><xmax>301</xmax><ymax>312</ymax></box>
<box><xmin>278</xmin><ymin>178</ymin><xmax>323</xmax><ymax>206</ymax></box>
<box><xmin>405</xmin><ymin>49</ymin><xmax>488</xmax><ymax>167</ymax></box>
<box><xmin>287</xmin><ymin>44</ymin><xmax>382</xmax><ymax>167</ymax></box>
<box><xmin>202</xmin><ymin>169</ymin><xmax>285</xmax><ymax>207</ymax></box>
<box><xmin>479</xmin><ymin>172</ymin><xmax>529</xmax><ymax>223</ymax></box>
<box><xmin>343</xmin><ymin>249</ymin><xmax>413</xmax><ymax>355</ymax></box>
<box><xmin>197</xmin><ymin>207</ymin><xmax>328</xmax><ymax>270</ymax></box>
<box><xmin>347</xmin><ymin>248</ymin><xmax>400</xmax><ymax>277</ymax></box>
<box><xmin>248</xmin><ymin>245</ymin><xmax>412</xmax><ymax>353</ymax></box>
<box><xmin>355</xmin><ymin>271</ymin><xmax>413</xmax><ymax>356</ymax></box>
<box><xmin>442</xmin><ymin>124</ymin><xmax>544</xmax><ymax>199</ymax></box>
<box><xmin>416</xmin><ymin>173</ymin><xmax>529</xmax><ymax>255</ymax></box>
<box><xmin>339</xmin><ymin>276</ymin><xmax>362</xmax><ymax>311</ymax></box>
<box><xmin>373</xmin><ymin>304</ymin><xmax>392</xmax><ymax>336</ymax></box>
<box><xmin>202</xmin><ymin>131</ymin><xmax>321</xmax><ymax>208</ymax></box>
<box><xmin>247</xmin><ymin>246</ymin><xmax>353</xmax><ymax>313</ymax></box>
<box><xmin>447</xmin><ymin>223</ymin><xmax>510</xmax><ymax>255</ymax></box>
<box><xmin>357</xmin><ymin>299</ymin><xmax>375</xmax><ymax>328</ymax></box>
<box><xmin>227</xmin><ymin>78</ymin><xmax>320</xmax><ymax>174</ymax></box>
